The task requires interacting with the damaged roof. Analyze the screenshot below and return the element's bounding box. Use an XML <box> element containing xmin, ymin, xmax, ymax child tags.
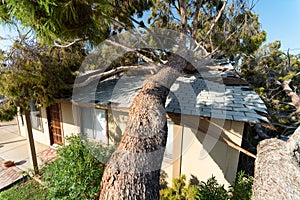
<box><xmin>71</xmin><ymin>63</ymin><xmax>269</xmax><ymax>124</ymax></box>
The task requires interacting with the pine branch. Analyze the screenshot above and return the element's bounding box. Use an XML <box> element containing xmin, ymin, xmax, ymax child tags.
<box><xmin>191</xmin><ymin>0</ymin><xmax>202</xmax><ymax>39</ymax></box>
<box><xmin>73</xmin><ymin>65</ymin><xmax>157</xmax><ymax>88</ymax></box>
<box><xmin>202</xmin><ymin>0</ymin><xmax>228</xmax><ymax>42</ymax></box>
<box><xmin>53</xmin><ymin>38</ymin><xmax>83</xmax><ymax>48</ymax></box>
<box><xmin>106</xmin><ymin>39</ymin><xmax>154</xmax><ymax>63</ymax></box>
<box><xmin>254</xmin><ymin>124</ymin><xmax>271</xmax><ymax>139</ymax></box>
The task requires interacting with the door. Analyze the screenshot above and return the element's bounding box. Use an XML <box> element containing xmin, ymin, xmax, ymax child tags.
<box><xmin>48</xmin><ymin>103</ymin><xmax>63</xmax><ymax>145</ymax></box>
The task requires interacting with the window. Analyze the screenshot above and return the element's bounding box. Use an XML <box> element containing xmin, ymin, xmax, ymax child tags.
<box><xmin>164</xmin><ymin>121</ymin><xmax>174</xmax><ymax>159</ymax></box>
<box><xmin>30</xmin><ymin>100</ymin><xmax>42</xmax><ymax>131</ymax></box>
<box><xmin>81</xmin><ymin>107</ymin><xmax>107</xmax><ymax>143</ymax></box>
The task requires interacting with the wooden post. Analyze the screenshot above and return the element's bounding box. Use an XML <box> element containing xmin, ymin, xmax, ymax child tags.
<box><xmin>24</xmin><ymin>109</ymin><xmax>39</xmax><ymax>174</ymax></box>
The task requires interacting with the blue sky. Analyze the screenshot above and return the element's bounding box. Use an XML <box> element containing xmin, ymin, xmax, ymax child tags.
<box><xmin>254</xmin><ymin>0</ymin><xmax>300</xmax><ymax>54</ymax></box>
<box><xmin>0</xmin><ymin>1</ymin><xmax>299</xmax><ymax>54</ymax></box>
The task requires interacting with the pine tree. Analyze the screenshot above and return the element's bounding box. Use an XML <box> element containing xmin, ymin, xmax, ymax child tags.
<box><xmin>0</xmin><ymin>1</ymin><xmax>266</xmax><ymax>199</ymax></box>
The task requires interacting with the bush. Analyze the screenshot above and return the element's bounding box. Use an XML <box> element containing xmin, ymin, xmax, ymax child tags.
<box><xmin>229</xmin><ymin>171</ymin><xmax>253</xmax><ymax>200</ymax></box>
<box><xmin>160</xmin><ymin>175</ymin><xmax>198</xmax><ymax>200</ymax></box>
<box><xmin>196</xmin><ymin>176</ymin><xmax>230</xmax><ymax>200</ymax></box>
<box><xmin>160</xmin><ymin>172</ymin><xmax>253</xmax><ymax>200</ymax></box>
<box><xmin>42</xmin><ymin>135</ymin><xmax>114</xmax><ymax>200</ymax></box>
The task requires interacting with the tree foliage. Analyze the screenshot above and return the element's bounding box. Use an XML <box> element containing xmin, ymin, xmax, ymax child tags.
<box><xmin>149</xmin><ymin>0</ymin><xmax>266</xmax><ymax>59</ymax></box>
<box><xmin>0</xmin><ymin>0</ymin><xmax>265</xmax><ymax>57</ymax></box>
<box><xmin>0</xmin><ymin>0</ymin><xmax>152</xmax><ymax>45</ymax></box>
<box><xmin>241</xmin><ymin>41</ymin><xmax>300</xmax><ymax>136</ymax></box>
<box><xmin>0</xmin><ymin>34</ymin><xmax>86</xmax><ymax>115</ymax></box>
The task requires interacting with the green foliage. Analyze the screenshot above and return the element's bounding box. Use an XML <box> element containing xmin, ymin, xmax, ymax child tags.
<box><xmin>229</xmin><ymin>171</ymin><xmax>253</xmax><ymax>200</ymax></box>
<box><xmin>149</xmin><ymin>0</ymin><xmax>266</xmax><ymax>59</ymax></box>
<box><xmin>0</xmin><ymin>178</ymin><xmax>47</xmax><ymax>200</ymax></box>
<box><xmin>0</xmin><ymin>0</ymin><xmax>152</xmax><ymax>45</ymax></box>
<box><xmin>0</xmin><ymin>38</ymin><xmax>85</xmax><ymax>111</ymax></box>
<box><xmin>196</xmin><ymin>176</ymin><xmax>230</xmax><ymax>200</ymax></box>
<box><xmin>0</xmin><ymin>100</ymin><xmax>17</xmax><ymax>121</ymax></box>
<box><xmin>160</xmin><ymin>175</ymin><xmax>198</xmax><ymax>200</ymax></box>
<box><xmin>42</xmin><ymin>135</ymin><xmax>114</xmax><ymax>200</ymax></box>
<box><xmin>160</xmin><ymin>173</ymin><xmax>254</xmax><ymax>200</ymax></box>
<box><xmin>241</xmin><ymin>40</ymin><xmax>300</xmax><ymax>135</ymax></box>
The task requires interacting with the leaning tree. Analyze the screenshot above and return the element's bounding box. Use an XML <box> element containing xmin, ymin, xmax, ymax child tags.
<box><xmin>0</xmin><ymin>0</ymin><xmax>266</xmax><ymax>199</ymax></box>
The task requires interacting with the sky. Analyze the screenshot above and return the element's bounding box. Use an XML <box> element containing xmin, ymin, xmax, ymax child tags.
<box><xmin>0</xmin><ymin>1</ymin><xmax>299</xmax><ymax>54</ymax></box>
<box><xmin>254</xmin><ymin>0</ymin><xmax>300</xmax><ymax>54</ymax></box>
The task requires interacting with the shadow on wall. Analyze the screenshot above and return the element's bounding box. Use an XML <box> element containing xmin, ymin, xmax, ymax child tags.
<box><xmin>107</xmin><ymin>109</ymin><xmax>126</xmax><ymax>144</ymax></box>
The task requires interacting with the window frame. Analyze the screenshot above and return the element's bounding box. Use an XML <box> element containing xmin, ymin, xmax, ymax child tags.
<box><xmin>29</xmin><ymin>100</ymin><xmax>43</xmax><ymax>131</ymax></box>
<box><xmin>80</xmin><ymin>106</ymin><xmax>108</xmax><ymax>143</ymax></box>
<box><xmin>164</xmin><ymin>121</ymin><xmax>174</xmax><ymax>161</ymax></box>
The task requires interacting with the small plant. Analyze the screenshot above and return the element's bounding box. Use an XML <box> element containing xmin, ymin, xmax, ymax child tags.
<box><xmin>229</xmin><ymin>171</ymin><xmax>253</xmax><ymax>200</ymax></box>
<box><xmin>196</xmin><ymin>176</ymin><xmax>230</xmax><ymax>200</ymax></box>
<box><xmin>160</xmin><ymin>175</ymin><xmax>198</xmax><ymax>200</ymax></box>
<box><xmin>160</xmin><ymin>172</ymin><xmax>253</xmax><ymax>200</ymax></box>
<box><xmin>42</xmin><ymin>135</ymin><xmax>114</xmax><ymax>200</ymax></box>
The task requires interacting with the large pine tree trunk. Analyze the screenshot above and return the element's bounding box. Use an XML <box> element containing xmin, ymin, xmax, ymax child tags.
<box><xmin>99</xmin><ymin>56</ymin><xmax>187</xmax><ymax>199</ymax></box>
<box><xmin>252</xmin><ymin>126</ymin><xmax>300</xmax><ymax>199</ymax></box>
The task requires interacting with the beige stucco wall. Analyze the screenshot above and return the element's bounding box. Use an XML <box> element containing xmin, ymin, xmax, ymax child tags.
<box><xmin>17</xmin><ymin>102</ymin><xmax>81</xmax><ymax>146</ymax></box>
<box><xmin>180</xmin><ymin>119</ymin><xmax>244</xmax><ymax>189</ymax></box>
<box><xmin>17</xmin><ymin>107</ymin><xmax>51</xmax><ymax>146</ymax></box>
<box><xmin>160</xmin><ymin>116</ymin><xmax>244</xmax><ymax>188</ymax></box>
<box><xmin>16</xmin><ymin>103</ymin><xmax>244</xmax><ymax>188</ymax></box>
<box><xmin>60</xmin><ymin>102</ymin><xmax>81</xmax><ymax>141</ymax></box>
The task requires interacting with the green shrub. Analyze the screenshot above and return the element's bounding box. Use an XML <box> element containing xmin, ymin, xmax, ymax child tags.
<box><xmin>160</xmin><ymin>175</ymin><xmax>198</xmax><ymax>200</ymax></box>
<box><xmin>42</xmin><ymin>135</ymin><xmax>114</xmax><ymax>200</ymax></box>
<box><xmin>229</xmin><ymin>171</ymin><xmax>253</xmax><ymax>200</ymax></box>
<box><xmin>196</xmin><ymin>176</ymin><xmax>230</xmax><ymax>200</ymax></box>
<box><xmin>159</xmin><ymin>174</ymin><xmax>255</xmax><ymax>200</ymax></box>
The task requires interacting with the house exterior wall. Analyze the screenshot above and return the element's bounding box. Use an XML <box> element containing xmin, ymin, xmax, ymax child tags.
<box><xmin>180</xmin><ymin>119</ymin><xmax>244</xmax><ymax>188</ymax></box>
<box><xmin>16</xmin><ymin>103</ymin><xmax>244</xmax><ymax>188</ymax></box>
<box><xmin>60</xmin><ymin>102</ymin><xmax>81</xmax><ymax>141</ymax></box>
<box><xmin>160</xmin><ymin>117</ymin><xmax>244</xmax><ymax>188</ymax></box>
<box><xmin>17</xmin><ymin>107</ymin><xmax>51</xmax><ymax>146</ymax></box>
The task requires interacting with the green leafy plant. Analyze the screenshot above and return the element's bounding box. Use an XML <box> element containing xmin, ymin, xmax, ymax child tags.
<box><xmin>229</xmin><ymin>171</ymin><xmax>253</xmax><ymax>200</ymax></box>
<box><xmin>42</xmin><ymin>135</ymin><xmax>114</xmax><ymax>200</ymax></box>
<box><xmin>160</xmin><ymin>172</ymin><xmax>254</xmax><ymax>200</ymax></box>
<box><xmin>0</xmin><ymin>101</ymin><xmax>17</xmax><ymax>121</ymax></box>
<box><xmin>160</xmin><ymin>175</ymin><xmax>198</xmax><ymax>200</ymax></box>
<box><xmin>196</xmin><ymin>176</ymin><xmax>230</xmax><ymax>200</ymax></box>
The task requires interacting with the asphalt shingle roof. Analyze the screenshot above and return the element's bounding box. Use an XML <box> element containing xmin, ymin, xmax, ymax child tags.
<box><xmin>72</xmin><ymin>64</ymin><xmax>269</xmax><ymax>124</ymax></box>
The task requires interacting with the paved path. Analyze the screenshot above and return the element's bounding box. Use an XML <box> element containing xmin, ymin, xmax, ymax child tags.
<box><xmin>0</xmin><ymin>119</ymin><xmax>53</xmax><ymax>191</ymax></box>
<box><xmin>0</xmin><ymin>157</ymin><xmax>24</xmax><ymax>191</ymax></box>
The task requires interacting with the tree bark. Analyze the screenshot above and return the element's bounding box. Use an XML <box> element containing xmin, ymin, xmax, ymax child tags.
<box><xmin>252</xmin><ymin>126</ymin><xmax>300</xmax><ymax>200</ymax></box>
<box><xmin>99</xmin><ymin>55</ymin><xmax>187</xmax><ymax>199</ymax></box>
<box><xmin>282</xmin><ymin>80</ymin><xmax>300</xmax><ymax>113</ymax></box>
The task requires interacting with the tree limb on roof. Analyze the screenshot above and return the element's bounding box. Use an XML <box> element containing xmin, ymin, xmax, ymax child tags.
<box><xmin>73</xmin><ymin>65</ymin><xmax>157</xmax><ymax>88</ymax></box>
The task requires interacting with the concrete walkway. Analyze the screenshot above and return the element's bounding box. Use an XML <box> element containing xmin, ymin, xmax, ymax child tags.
<box><xmin>0</xmin><ymin>119</ymin><xmax>51</xmax><ymax>190</ymax></box>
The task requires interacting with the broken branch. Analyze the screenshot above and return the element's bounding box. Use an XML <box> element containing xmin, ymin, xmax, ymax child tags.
<box><xmin>73</xmin><ymin>65</ymin><xmax>156</xmax><ymax>88</ymax></box>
